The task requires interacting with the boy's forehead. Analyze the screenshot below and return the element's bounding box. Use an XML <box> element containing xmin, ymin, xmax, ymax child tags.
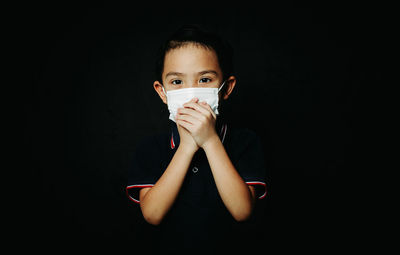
<box><xmin>163</xmin><ymin>45</ymin><xmax>222</xmax><ymax>77</ymax></box>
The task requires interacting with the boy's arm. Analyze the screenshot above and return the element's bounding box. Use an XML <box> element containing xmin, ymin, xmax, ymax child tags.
<box><xmin>203</xmin><ymin>137</ymin><xmax>256</xmax><ymax>221</ymax></box>
<box><xmin>176</xmin><ymin>99</ymin><xmax>256</xmax><ymax>221</ymax></box>
<box><xmin>139</xmin><ymin>144</ymin><xmax>196</xmax><ymax>225</ymax></box>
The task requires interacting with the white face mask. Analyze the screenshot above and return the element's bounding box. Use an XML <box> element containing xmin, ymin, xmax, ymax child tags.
<box><xmin>162</xmin><ymin>81</ymin><xmax>226</xmax><ymax>122</ymax></box>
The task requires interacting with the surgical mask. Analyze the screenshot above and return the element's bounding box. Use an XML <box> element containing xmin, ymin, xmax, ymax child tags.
<box><xmin>162</xmin><ymin>81</ymin><xmax>226</xmax><ymax>122</ymax></box>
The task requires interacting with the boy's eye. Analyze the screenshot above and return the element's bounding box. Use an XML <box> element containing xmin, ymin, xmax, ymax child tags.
<box><xmin>199</xmin><ymin>78</ymin><xmax>211</xmax><ymax>83</ymax></box>
<box><xmin>171</xmin><ymin>80</ymin><xmax>183</xmax><ymax>85</ymax></box>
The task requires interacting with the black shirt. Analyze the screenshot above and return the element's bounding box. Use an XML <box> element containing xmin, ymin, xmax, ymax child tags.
<box><xmin>127</xmin><ymin>119</ymin><xmax>267</xmax><ymax>254</ymax></box>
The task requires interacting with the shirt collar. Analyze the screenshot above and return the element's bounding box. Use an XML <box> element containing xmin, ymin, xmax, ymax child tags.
<box><xmin>170</xmin><ymin>119</ymin><xmax>228</xmax><ymax>150</ymax></box>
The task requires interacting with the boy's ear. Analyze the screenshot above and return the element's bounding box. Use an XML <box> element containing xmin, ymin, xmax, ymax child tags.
<box><xmin>223</xmin><ymin>76</ymin><xmax>236</xmax><ymax>100</ymax></box>
<box><xmin>153</xmin><ymin>81</ymin><xmax>167</xmax><ymax>104</ymax></box>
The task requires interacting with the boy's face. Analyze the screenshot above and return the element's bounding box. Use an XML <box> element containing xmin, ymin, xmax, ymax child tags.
<box><xmin>154</xmin><ymin>43</ymin><xmax>236</xmax><ymax>105</ymax></box>
<box><xmin>162</xmin><ymin>44</ymin><xmax>223</xmax><ymax>91</ymax></box>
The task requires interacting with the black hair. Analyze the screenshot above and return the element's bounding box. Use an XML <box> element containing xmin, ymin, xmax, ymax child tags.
<box><xmin>155</xmin><ymin>24</ymin><xmax>234</xmax><ymax>83</ymax></box>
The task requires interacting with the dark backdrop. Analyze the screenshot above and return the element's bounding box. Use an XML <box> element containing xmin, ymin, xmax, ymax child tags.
<box><xmin>20</xmin><ymin>1</ymin><xmax>382</xmax><ymax>252</ymax></box>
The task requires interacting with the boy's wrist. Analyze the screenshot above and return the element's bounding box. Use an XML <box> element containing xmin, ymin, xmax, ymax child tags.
<box><xmin>202</xmin><ymin>135</ymin><xmax>221</xmax><ymax>152</ymax></box>
<box><xmin>177</xmin><ymin>143</ymin><xmax>198</xmax><ymax>156</ymax></box>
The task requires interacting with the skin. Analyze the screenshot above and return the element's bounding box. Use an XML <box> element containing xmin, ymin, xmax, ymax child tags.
<box><xmin>139</xmin><ymin>44</ymin><xmax>256</xmax><ymax>225</ymax></box>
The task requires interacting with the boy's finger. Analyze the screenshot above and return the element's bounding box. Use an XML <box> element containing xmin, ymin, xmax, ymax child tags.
<box><xmin>176</xmin><ymin>119</ymin><xmax>193</xmax><ymax>133</ymax></box>
<box><xmin>185</xmin><ymin>97</ymin><xmax>199</xmax><ymax>104</ymax></box>
<box><xmin>177</xmin><ymin>110</ymin><xmax>200</xmax><ymax>124</ymax></box>
<box><xmin>183</xmin><ymin>102</ymin><xmax>210</xmax><ymax>117</ymax></box>
<box><xmin>178</xmin><ymin>107</ymin><xmax>204</xmax><ymax>121</ymax></box>
<box><xmin>198</xmin><ymin>101</ymin><xmax>216</xmax><ymax>119</ymax></box>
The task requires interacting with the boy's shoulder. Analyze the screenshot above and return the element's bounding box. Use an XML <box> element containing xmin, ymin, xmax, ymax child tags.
<box><xmin>228</xmin><ymin>125</ymin><xmax>261</xmax><ymax>143</ymax></box>
<box><xmin>225</xmin><ymin>125</ymin><xmax>264</xmax><ymax>152</ymax></box>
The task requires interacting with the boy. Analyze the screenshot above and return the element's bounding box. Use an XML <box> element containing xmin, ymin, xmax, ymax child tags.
<box><xmin>126</xmin><ymin>25</ymin><xmax>266</xmax><ymax>254</ymax></box>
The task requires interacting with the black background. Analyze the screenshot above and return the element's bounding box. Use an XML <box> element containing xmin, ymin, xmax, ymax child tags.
<box><xmin>18</xmin><ymin>0</ymin><xmax>382</xmax><ymax>252</ymax></box>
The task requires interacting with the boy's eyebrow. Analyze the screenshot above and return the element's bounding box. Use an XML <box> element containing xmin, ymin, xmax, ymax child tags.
<box><xmin>198</xmin><ymin>70</ymin><xmax>218</xmax><ymax>76</ymax></box>
<box><xmin>165</xmin><ymin>72</ymin><xmax>185</xmax><ymax>79</ymax></box>
<box><xmin>164</xmin><ymin>70</ymin><xmax>218</xmax><ymax>79</ymax></box>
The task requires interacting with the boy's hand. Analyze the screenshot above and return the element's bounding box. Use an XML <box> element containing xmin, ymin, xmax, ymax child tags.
<box><xmin>176</xmin><ymin>97</ymin><xmax>219</xmax><ymax>148</ymax></box>
<box><xmin>176</xmin><ymin>98</ymin><xmax>200</xmax><ymax>154</ymax></box>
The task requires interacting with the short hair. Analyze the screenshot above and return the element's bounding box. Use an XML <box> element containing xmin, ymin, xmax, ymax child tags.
<box><xmin>155</xmin><ymin>24</ymin><xmax>234</xmax><ymax>83</ymax></box>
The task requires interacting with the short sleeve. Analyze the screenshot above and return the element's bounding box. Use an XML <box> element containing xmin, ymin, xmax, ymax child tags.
<box><xmin>126</xmin><ymin>136</ymin><xmax>164</xmax><ymax>204</ymax></box>
<box><xmin>232</xmin><ymin>129</ymin><xmax>267</xmax><ymax>199</ymax></box>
